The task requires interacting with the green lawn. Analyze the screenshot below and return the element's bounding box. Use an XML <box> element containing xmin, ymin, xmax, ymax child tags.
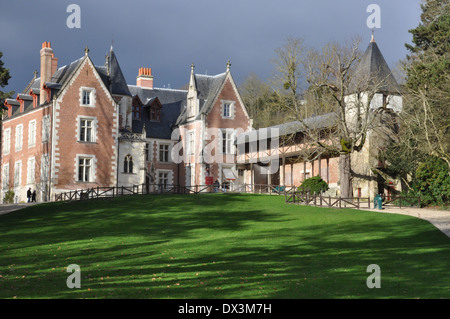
<box><xmin>0</xmin><ymin>193</ymin><xmax>449</xmax><ymax>299</ymax></box>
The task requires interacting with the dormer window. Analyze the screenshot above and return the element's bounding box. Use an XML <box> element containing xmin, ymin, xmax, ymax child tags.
<box><xmin>150</xmin><ymin>106</ymin><xmax>161</xmax><ymax>122</ymax></box>
<box><xmin>133</xmin><ymin>105</ymin><xmax>141</xmax><ymax>120</ymax></box>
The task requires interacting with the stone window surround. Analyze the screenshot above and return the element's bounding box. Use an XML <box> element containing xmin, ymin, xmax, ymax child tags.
<box><xmin>220</xmin><ymin>100</ymin><xmax>235</xmax><ymax>120</ymax></box>
<box><xmin>79</xmin><ymin>87</ymin><xmax>96</xmax><ymax>107</ymax></box>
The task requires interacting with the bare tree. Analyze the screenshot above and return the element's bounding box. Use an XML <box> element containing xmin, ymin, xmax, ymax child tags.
<box><xmin>273</xmin><ymin>36</ymin><xmax>399</xmax><ymax>197</ymax></box>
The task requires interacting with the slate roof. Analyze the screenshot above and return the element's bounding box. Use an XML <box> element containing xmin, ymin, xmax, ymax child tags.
<box><xmin>175</xmin><ymin>72</ymin><xmax>228</xmax><ymax>126</ymax></box>
<box><xmin>128</xmin><ymin>85</ymin><xmax>187</xmax><ymax>139</ymax></box>
<box><xmin>5</xmin><ymin>47</ymin><xmax>132</xmax><ymax>120</ymax></box>
<box><xmin>237</xmin><ymin>112</ymin><xmax>338</xmax><ymax>143</ymax></box>
<box><xmin>106</xmin><ymin>49</ymin><xmax>131</xmax><ymax>96</ymax></box>
<box><xmin>349</xmin><ymin>40</ymin><xmax>401</xmax><ymax>94</ymax></box>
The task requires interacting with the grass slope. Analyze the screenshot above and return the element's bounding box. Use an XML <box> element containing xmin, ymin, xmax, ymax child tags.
<box><xmin>0</xmin><ymin>193</ymin><xmax>449</xmax><ymax>299</ymax></box>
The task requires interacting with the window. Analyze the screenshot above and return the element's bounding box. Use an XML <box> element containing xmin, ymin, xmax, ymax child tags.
<box><xmin>80</xmin><ymin>119</ymin><xmax>93</xmax><ymax>142</ymax></box>
<box><xmin>158</xmin><ymin>172</ymin><xmax>169</xmax><ymax>189</ymax></box>
<box><xmin>2</xmin><ymin>165</ymin><xmax>9</xmax><ymax>190</ymax></box>
<box><xmin>42</xmin><ymin>116</ymin><xmax>50</xmax><ymax>142</ymax></box>
<box><xmin>223</xmin><ymin>103</ymin><xmax>231</xmax><ymax>117</ymax></box>
<box><xmin>222</xmin><ymin>130</ymin><xmax>234</xmax><ymax>154</ymax></box>
<box><xmin>82</xmin><ymin>90</ymin><xmax>91</xmax><ymax>105</ymax></box>
<box><xmin>221</xmin><ymin>100</ymin><xmax>234</xmax><ymax>119</ymax></box>
<box><xmin>145</xmin><ymin>143</ymin><xmax>150</xmax><ymax>161</ymax></box>
<box><xmin>132</xmin><ymin>105</ymin><xmax>141</xmax><ymax>120</ymax></box>
<box><xmin>124</xmin><ymin>155</ymin><xmax>133</xmax><ymax>173</ymax></box>
<box><xmin>15</xmin><ymin>124</ymin><xmax>23</xmax><ymax>151</ymax></box>
<box><xmin>3</xmin><ymin>128</ymin><xmax>10</xmax><ymax>155</ymax></box>
<box><xmin>78</xmin><ymin>157</ymin><xmax>92</xmax><ymax>182</ymax></box>
<box><xmin>382</xmin><ymin>94</ymin><xmax>388</xmax><ymax>107</ymax></box>
<box><xmin>150</xmin><ymin>107</ymin><xmax>160</xmax><ymax>121</ymax></box>
<box><xmin>28</xmin><ymin>120</ymin><xmax>36</xmax><ymax>147</ymax></box>
<box><xmin>188</xmin><ymin>131</ymin><xmax>195</xmax><ymax>155</ymax></box>
<box><xmin>80</xmin><ymin>87</ymin><xmax>95</xmax><ymax>107</ymax></box>
<box><xmin>14</xmin><ymin>161</ymin><xmax>22</xmax><ymax>187</ymax></box>
<box><xmin>27</xmin><ymin>157</ymin><xmax>36</xmax><ymax>184</ymax></box>
<box><xmin>159</xmin><ymin>144</ymin><xmax>169</xmax><ymax>162</ymax></box>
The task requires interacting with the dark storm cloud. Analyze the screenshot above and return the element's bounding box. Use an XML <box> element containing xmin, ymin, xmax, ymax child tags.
<box><xmin>0</xmin><ymin>0</ymin><xmax>421</xmax><ymax>93</ymax></box>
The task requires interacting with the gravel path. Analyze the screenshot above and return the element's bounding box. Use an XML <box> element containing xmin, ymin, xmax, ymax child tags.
<box><xmin>0</xmin><ymin>203</ymin><xmax>38</xmax><ymax>216</ymax></box>
<box><xmin>363</xmin><ymin>206</ymin><xmax>450</xmax><ymax>238</ymax></box>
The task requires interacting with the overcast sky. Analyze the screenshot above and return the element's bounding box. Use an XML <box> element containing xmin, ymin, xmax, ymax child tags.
<box><xmin>1</xmin><ymin>0</ymin><xmax>422</xmax><ymax>93</ymax></box>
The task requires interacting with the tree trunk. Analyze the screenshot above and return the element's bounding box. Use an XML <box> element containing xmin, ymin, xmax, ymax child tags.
<box><xmin>339</xmin><ymin>153</ymin><xmax>353</xmax><ymax>198</ymax></box>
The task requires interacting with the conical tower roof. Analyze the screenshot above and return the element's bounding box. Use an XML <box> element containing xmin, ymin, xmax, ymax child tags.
<box><xmin>349</xmin><ymin>36</ymin><xmax>401</xmax><ymax>94</ymax></box>
<box><xmin>106</xmin><ymin>47</ymin><xmax>131</xmax><ymax>96</ymax></box>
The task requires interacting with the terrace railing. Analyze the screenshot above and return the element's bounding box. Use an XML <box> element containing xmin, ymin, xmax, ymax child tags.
<box><xmin>284</xmin><ymin>190</ymin><xmax>371</xmax><ymax>209</ymax></box>
<box><xmin>54</xmin><ymin>183</ymin><xmax>295</xmax><ymax>202</ymax></box>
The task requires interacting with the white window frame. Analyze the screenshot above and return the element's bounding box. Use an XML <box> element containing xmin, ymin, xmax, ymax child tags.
<box><xmin>79</xmin><ymin>87</ymin><xmax>96</xmax><ymax>107</ymax></box>
<box><xmin>187</xmin><ymin>130</ymin><xmax>195</xmax><ymax>156</ymax></box>
<box><xmin>28</xmin><ymin>120</ymin><xmax>37</xmax><ymax>147</ymax></box>
<box><xmin>221</xmin><ymin>129</ymin><xmax>235</xmax><ymax>155</ymax></box>
<box><xmin>77</xmin><ymin>116</ymin><xmax>97</xmax><ymax>143</ymax></box>
<box><xmin>3</xmin><ymin>128</ymin><xmax>11</xmax><ymax>155</ymax></box>
<box><xmin>221</xmin><ymin>100</ymin><xmax>235</xmax><ymax>119</ymax></box>
<box><xmin>15</xmin><ymin>124</ymin><xmax>23</xmax><ymax>151</ymax></box>
<box><xmin>2</xmin><ymin>164</ymin><xmax>9</xmax><ymax>190</ymax></box>
<box><xmin>158</xmin><ymin>143</ymin><xmax>170</xmax><ymax>162</ymax></box>
<box><xmin>14</xmin><ymin>160</ymin><xmax>22</xmax><ymax>188</ymax></box>
<box><xmin>76</xmin><ymin>155</ymin><xmax>96</xmax><ymax>183</ymax></box>
<box><xmin>27</xmin><ymin>157</ymin><xmax>36</xmax><ymax>184</ymax></box>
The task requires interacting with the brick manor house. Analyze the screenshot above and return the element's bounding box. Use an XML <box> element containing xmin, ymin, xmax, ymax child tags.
<box><xmin>1</xmin><ymin>37</ymin><xmax>402</xmax><ymax>203</ymax></box>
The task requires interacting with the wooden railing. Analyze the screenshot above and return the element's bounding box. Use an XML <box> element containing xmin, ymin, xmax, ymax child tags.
<box><xmin>383</xmin><ymin>195</ymin><xmax>421</xmax><ymax>208</ymax></box>
<box><xmin>54</xmin><ymin>183</ymin><xmax>297</xmax><ymax>202</ymax></box>
<box><xmin>285</xmin><ymin>191</ymin><xmax>371</xmax><ymax>209</ymax></box>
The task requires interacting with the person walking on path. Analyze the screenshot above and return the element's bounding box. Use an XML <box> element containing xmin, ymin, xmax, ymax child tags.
<box><xmin>27</xmin><ymin>188</ymin><xmax>32</xmax><ymax>203</ymax></box>
<box><xmin>32</xmin><ymin>190</ymin><xmax>37</xmax><ymax>203</ymax></box>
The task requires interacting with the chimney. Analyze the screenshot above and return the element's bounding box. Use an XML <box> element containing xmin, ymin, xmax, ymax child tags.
<box><xmin>136</xmin><ymin>67</ymin><xmax>154</xmax><ymax>89</ymax></box>
<box><xmin>51</xmin><ymin>53</ymin><xmax>58</xmax><ymax>76</ymax></box>
<box><xmin>40</xmin><ymin>41</ymin><xmax>54</xmax><ymax>105</ymax></box>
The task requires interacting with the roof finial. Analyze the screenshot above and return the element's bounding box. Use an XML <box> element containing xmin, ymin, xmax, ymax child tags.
<box><xmin>84</xmin><ymin>45</ymin><xmax>90</xmax><ymax>55</ymax></box>
<box><xmin>370</xmin><ymin>29</ymin><xmax>375</xmax><ymax>43</ymax></box>
<box><xmin>33</xmin><ymin>70</ymin><xmax>38</xmax><ymax>78</ymax></box>
<box><xmin>226</xmin><ymin>60</ymin><xmax>231</xmax><ymax>72</ymax></box>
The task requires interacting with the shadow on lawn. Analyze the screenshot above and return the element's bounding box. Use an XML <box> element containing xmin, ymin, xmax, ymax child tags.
<box><xmin>0</xmin><ymin>194</ymin><xmax>449</xmax><ymax>299</ymax></box>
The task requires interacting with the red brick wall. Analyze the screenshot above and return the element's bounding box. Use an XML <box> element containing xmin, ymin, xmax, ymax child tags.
<box><xmin>1</xmin><ymin>103</ymin><xmax>52</xmax><ymax>202</ymax></box>
<box><xmin>53</xmin><ymin>59</ymin><xmax>117</xmax><ymax>190</ymax></box>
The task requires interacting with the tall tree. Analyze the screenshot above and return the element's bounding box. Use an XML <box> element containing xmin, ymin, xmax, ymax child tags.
<box><xmin>0</xmin><ymin>52</ymin><xmax>14</xmax><ymax>108</ymax></box>
<box><xmin>402</xmin><ymin>0</ymin><xmax>450</xmax><ymax>167</ymax></box>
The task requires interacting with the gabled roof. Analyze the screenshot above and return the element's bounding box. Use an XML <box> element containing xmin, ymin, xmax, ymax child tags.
<box><xmin>195</xmin><ymin>73</ymin><xmax>227</xmax><ymax>117</ymax></box>
<box><xmin>175</xmin><ymin>72</ymin><xmax>228</xmax><ymax>126</ymax></box>
<box><xmin>128</xmin><ymin>85</ymin><xmax>187</xmax><ymax>139</ymax></box>
<box><xmin>349</xmin><ymin>39</ymin><xmax>401</xmax><ymax>94</ymax></box>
